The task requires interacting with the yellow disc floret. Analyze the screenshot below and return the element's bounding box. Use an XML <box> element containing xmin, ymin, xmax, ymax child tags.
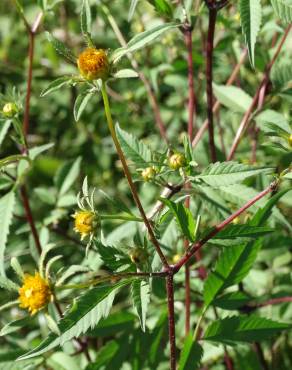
<box><xmin>73</xmin><ymin>210</ymin><xmax>97</xmax><ymax>240</ymax></box>
<box><xmin>77</xmin><ymin>48</ymin><xmax>110</xmax><ymax>81</ymax></box>
<box><xmin>169</xmin><ymin>153</ymin><xmax>186</xmax><ymax>170</ymax></box>
<box><xmin>141</xmin><ymin>167</ymin><xmax>156</xmax><ymax>182</ymax></box>
<box><xmin>18</xmin><ymin>273</ymin><xmax>51</xmax><ymax>315</ymax></box>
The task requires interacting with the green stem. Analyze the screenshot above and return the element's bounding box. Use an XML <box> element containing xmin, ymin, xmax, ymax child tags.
<box><xmin>193</xmin><ymin>306</ymin><xmax>207</xmax><ymax>340</ymax></box>
<box><xmin>100</xmin><ymin>81</ymin><xmax>169</xmax><ymax>268</ymax></box>
<box><xmin>100</xmin><ymin>214</ymin><xmax>143</xmax><ymax>222</ymax></box>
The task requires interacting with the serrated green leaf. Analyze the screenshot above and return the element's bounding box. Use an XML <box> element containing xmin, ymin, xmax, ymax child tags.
<box><xmin>131</xmin><ymin>279</ymin><xmax>150</xmax><ymax>332</ymax></box>
<box><xmin>213</xmin><ymin>291</ymin><xmax>251</xmax><ymax>310</ymax></box>
<box><xmin>88</xmin><ymin>311</ymin><xmax>135</xmax><ymax>337</ymax></box>
<box><xmin>213</xmin><ymin>84</ymin><xmax>253</xmax><ymax>113</ymax></box>
<box><xmin>160</xmin><ymin>199</ymin><xmax>196</xmax><ymax>242</ymax></box>
<box><xmin>256</xmin><ymin>109</ymin><xmax>291</xmax><ymax>134</ymax></box>
<box><xmin>116</xmin><ymin>124</ymin><xmax>152</xmax><ymax>167</ymax></box>
<box><xmin>203</xmin><ymin>239</ymin><xmax>262</xmax><ymax>308</ymax></box>
<box><xmin>250</xmin><ymin>188</ymin><xmax>292</xmax><ymax>226</ymax></box>
<box><xmin>203</xmin><ymin>315</ymin><xmax>291</xmax><ymax>345</ymax></box>
<box><xmin>18</xmin><ymin>280</ymin><xmax>132</xmax><ymax>360</ymax></box>
<box><xmin>73</xmin><ymin>92</ymin><xmax>93</xmax><ymax>121</ymax></box>
<box><xmin>271</xmin><ymin>0</ymin><xmax>292</xmax><ymax>23</ymax></box>
<box><xmin>240</xmin><ymin>0</ymin><xmax>262</xmax><ymax>67</ymax></box>
<box><xmin>178</xmin><ymin>335</ymin><xmax>203</xmax><ymax>370</ymax></box>
<box><xmin>111</xmin><ymin>23</ymin><xmax>179</xmax><ymax>63</ymax></box>
<box><xmin>94</xmin><ymin>240</ymin><xmax>132</xmax><ymax>270</ymax></box>
<box><xmin>212</xmin><ymin>224</ymin><xmax>274</xmax><ymax>239</ymax></box>
<box><xmin>46</xmin><ymin>32</ymin><xmax>76</xmax><ymax>64</ymax></box>
<box><xmin>0</xmin><ymin>191</ymin><xmax>15</xmax><ymax>276</ymax></box>
<box><xmin>40</xmin><ymin>77</ymin><xmax>72</xmax><ymax>97</ymax></box>
<box><xmin>194</xmin><ymin>161</ymin><xmax>273</xmax><ymax>187</ymax></box>
<box><xmin>0</xmin><ymin>317</ymin><xmax>33</xmax><ymax>337</ymax></box>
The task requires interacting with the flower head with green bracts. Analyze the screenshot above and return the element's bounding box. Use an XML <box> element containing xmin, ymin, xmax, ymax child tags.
<box><xmin>19</xmin><ymin>272</ymin><xmax>52</xmax><ymax>315</ymax></box>
<box><xmin>73</xmin><ymin>177</ymin><xmax>100</xmax><ymax>246</ymax></box>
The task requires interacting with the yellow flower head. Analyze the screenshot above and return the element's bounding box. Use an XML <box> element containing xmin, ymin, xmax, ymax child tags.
<box><xmin>77</xmin><ymin>48</ymin><xmax>110</xmax><ymax>81</ymax></box>
<box><xmin>18</xmin><ymin>272</ymin><xmax>52</xmax><ymax>315</ymax></box>
<box><xmin>141</xmin><ymin>167</ymin><xmax>156</xmax><ymax>182</ymax></box>
<box><xmin>289</xmin><ymin>134</ymin><xmax>292</xmax><ymax>147</ymax></box>
<box><xmin>72</xmin><ymin>210</ymin><xmax>98</xmax><ymax>240</ymax></box>
<box><xmin>169</xmin><ymin>153</ymin><xmax>186</xmax><ymax>170</ymax></box>
<box><xmin>2</xmin><ymin>102</ymin><xmax>18</xmax><ymax>118</ymax></box>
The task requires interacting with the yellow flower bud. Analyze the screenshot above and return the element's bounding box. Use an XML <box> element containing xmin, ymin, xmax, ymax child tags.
<box><xmin>141</xmin><ymin>167</ymin><xmax>156</xmax><ymax>182</ymax></box>
<box><xmin>72</xmin><ymin>210</ymin><xmax>99</xmax><ymax>240</ymax></box>
<box><xmin>18</xmin><ymin>272</ymin><xmax>52</xmax><ymax>315</ymax></box>
<box><xmin>129</xmin><ymin>247</ymin><xmax>148</xmax><ymax>265</ymax></box>
<box><xmin>2</xmin><ymin>102</ymin><xmax>18</xmax><ymax>118</ymax></box>
<box><xmin>169</xmin><ymin>153</ymin><xmax>186</xmax><ymax>170</ymax></box>
<box><xmin>77</xmin><ymin>48</ymin><xmax>110</xmax><ymax>81</ymax></box>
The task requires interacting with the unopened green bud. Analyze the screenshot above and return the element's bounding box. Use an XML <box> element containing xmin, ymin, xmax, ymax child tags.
<box><xmin>141</xmin><ymin>167</ymin><xmax>156</xmax><ymax>182</ymax></box>
<box><xmin>168</xmin><ymin>153</ymin><xmax>186</xmax><ymax>170</ymax></box>
<box><xmin>2</xmin><ymin>102</ymin><xmax>18</xmax><ymax>118</ymax></box>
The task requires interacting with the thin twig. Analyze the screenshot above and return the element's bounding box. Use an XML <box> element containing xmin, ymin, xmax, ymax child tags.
<box><xmin>166</xmin><ymin>273</ymin><xmax>176</xmax><ymax>370</ymax></box>
<box><xmin>205</xmin><ymin>4</ymin><xmax>218</xmax><ymax>162</ymax></box>
<box><xmin>228</xmin><ymin>25</ymin><xmax>291</xmax><ymax>160</ymax></box>
<box><xmin>173</xmin><ymin>180</ymin><xmax>278</xmax><ymax>272</ymax></box>
<box><xmin>102</xmin><ymin>5</ymin><xmax>168</xmax><ymax>143</ymax></box>
<box><xmin>101</xmin><ymin>82</ymin><xmax>169</xmax><ymax>268</ymax></box>
<box><xmin>192</xmin><ymin>48</ymin><xmax>247</xmax><ymax>148</ymax></box>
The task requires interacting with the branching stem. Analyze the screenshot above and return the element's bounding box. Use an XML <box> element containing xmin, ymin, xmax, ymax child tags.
<box><xmin>101</xmin><ymin>81</ymin><xmax>169</xmax><ymax>268</ymax></box>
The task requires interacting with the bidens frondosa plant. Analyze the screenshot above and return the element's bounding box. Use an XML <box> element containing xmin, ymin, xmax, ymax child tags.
<box><xmin>1</xmin><ymin>1</ymin><xmax>292</xmax><ymax>370</ymax></box>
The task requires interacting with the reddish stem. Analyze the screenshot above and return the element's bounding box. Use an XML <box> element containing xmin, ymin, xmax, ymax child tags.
<box><xmin>173</xmin><ymin>181</ymin><xmax>277</xmax><ymax>272</ymax></box>
<box><xmin>228</xmin><ymin>25</ymin><xmax>291</xmax><ymax>160</ymax></box>
<box><xmin>20</xmin><ymin>186</ymin><xmax>42</xmax><ymax>254</ymax></box>
<box><xmin>184</xmin><ymin>24</ymin><xmax>197</xmax><ymax>139</ymax></box>
<box><xmin>192</xmin><ymin>48</ymin><xmax>247</xmax><ymax>148</ymax></box>
<box><xmin>206</xmin><ymin>7</ymin><xmax>217</xmax><ymax>162</ymax></box>
<box><xmin>166</xmin><ymin>274</ymin><xmax>176</xmax><ymax>370</ymax></box>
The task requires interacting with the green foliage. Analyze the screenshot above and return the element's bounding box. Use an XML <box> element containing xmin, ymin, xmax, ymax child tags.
<box><xmin>0</xmin><ymin>191</ymin><xmax>15</xmax><ymax>276</ymax></box>
<box><xmin>271</xmin><ymin>0</ymin><xmax>292</xmax><ymax>23</ymax></box>
<box><xmin>203</xmin><ymin>239</ymin><xmax>263</xmax><ymax>308</ymax></box>
<box><xmin>203</xmin><ymin>315</ymin><xmax>291</xmax><ymax>345</ymax></box>
<box><xmin>178</xmin><ymin>335</ymin><xmax>203</xmax><ymax>370</ymax></box>
<box><xmin>193</xmin><ymin>161</ymin><xmax>273</xmax><ymax>187</ymax></box>
<box><xmin>213</xmin><ymin>84</ymin><xmax>252</xmax><ymax>113</ymax></box>
<box><xmin>239</xmin><ymin>0</ymin><xmax>262</xmax><ymax>66</ymax></box>
<box><xmin>116</xmin><ymin>124</ymin><xmax>152</xmax><ymax>167</ymax></box>
<box><xmin>131</xmin><ymin>279</ymin><xmax>150</xmax><ymax>332</ymax></box>
<box><xmin>160</xmin><ymin>198</ymin><xmax>196</xmax><ymax>242</ymax></box>
<box><xmin>18</xmin><ymin>280</ymin><xmax>133</xmax><ymax>360</ymax></box>
<box><xmin>111</xmin><ymin>22</ymin><xmax>180</xmax><ymax>63</ymax></box>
